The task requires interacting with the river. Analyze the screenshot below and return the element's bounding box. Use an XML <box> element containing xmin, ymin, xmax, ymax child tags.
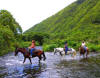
<box><xmin>0</xmin><ymin>46</ymin><xmax>100</xmax><ymax>78</ymax></box>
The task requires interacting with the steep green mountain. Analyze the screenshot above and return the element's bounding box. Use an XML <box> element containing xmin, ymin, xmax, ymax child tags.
<box><xmin>24</xmin><ymin>0</ymin><xmax>100</xmax><ymax>51</ymax></box>
<box><xmin>25</xmin><ymin>0</ymin><xmax>100</xmax><ymax>38</ymax></box>
<box><xmin>0</xmin><ymin>10</ymin><xmax>22</xmax><ymax>55</ymax></box>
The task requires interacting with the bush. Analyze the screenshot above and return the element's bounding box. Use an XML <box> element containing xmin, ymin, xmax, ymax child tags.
<box><xmin>43</xmin><ymin>44</ymin><xmax>57</xmax><ymax>52</ymax></box>
<box><xmin>18</xmin><ymin>41</ymin><xmax>40</xmax><ymax>48</ymax></box>
<box><xmin>87</xmin><ymin>43</ymin><xmax>100</xmax><ymax>52</ymax></box>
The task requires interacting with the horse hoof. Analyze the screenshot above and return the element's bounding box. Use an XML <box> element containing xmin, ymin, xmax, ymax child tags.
<box><xmin>44</xmin><ymin>57</ymin><xmax>46</xmax><ymax>61</ymax></box>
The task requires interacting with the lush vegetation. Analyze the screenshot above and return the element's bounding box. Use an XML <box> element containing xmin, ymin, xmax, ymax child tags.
<box><xmin>0</xmin><ymin>0</ymin><xmax>100</xmax><ymax>55</ymax></box>
<box><xmin>23</xmin><ymin>32</ymin><xmax>50</xmax><ymax>45</ymax></box>
<box><xmin>0</xmin><ymin>10</ymin><xmax>22</xmax><ymax>56</ymax></box>
<box><xmin>25</xmin><ymin>0</ymin><xmax>100</xmax><ymax>52</ymax></box>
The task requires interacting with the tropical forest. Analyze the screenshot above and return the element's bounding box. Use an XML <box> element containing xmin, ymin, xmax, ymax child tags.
<box><xmin>0</xmin><ymin>0</ymin><xmax>100</xmax><ymax>77</ymax></box>
<box><xmin>24</xmin><ymin>0</ymin><xmax>100</xmax><ymax>52</ymax></box>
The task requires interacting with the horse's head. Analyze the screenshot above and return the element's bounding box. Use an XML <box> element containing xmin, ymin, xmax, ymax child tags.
<box><xmin>15</xmin><ymin>47</ymin><xmax>19</xmax><ymax>56</ymax></box>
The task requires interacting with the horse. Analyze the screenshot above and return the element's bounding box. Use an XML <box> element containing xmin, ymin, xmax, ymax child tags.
<box><xmin>54</xmin><ymin>48</ymin><xmax>64</xmax><ymax>56</ymax></box>
<box><xmin>79</xmin><ymin>46</ymin><xmax>89</xmax><ymax>58</ymax></box>
<box><xmin>15</xmin><ymin>47</ymin><xmax>46</xmax><ymax>64</ymax></box>
<box><xmin>54</xmin><ymin>48</ymin><xmax>76</xmax><ymax>58</ymax></box>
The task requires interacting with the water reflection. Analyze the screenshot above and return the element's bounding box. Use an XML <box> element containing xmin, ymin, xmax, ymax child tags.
<box><xmin>3</xmin><ymin>63</ymin><xmax>46</xmax><ymax>78</ymax></box>
<box><xmin>57</xmin><ymin>55</ymin><xmax>100</xmax><ymax>78</ymax></box>
<box><xmin>0</xmin><ymin>49</ymin><xmax>100</xmax><ymax>78</ymax></box>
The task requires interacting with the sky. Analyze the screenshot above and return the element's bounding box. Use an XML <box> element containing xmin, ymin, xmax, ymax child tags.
<box><xmin>0</xmin><ymin>0</ymin><xmax>76</xmax><ymax>32</ymax></box>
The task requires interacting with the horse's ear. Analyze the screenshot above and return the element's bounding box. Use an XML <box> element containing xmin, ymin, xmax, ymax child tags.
<box><xmin>15</xmin><ymin>46</ymin><xmax>19</xmax><ymax>51</ymax></box>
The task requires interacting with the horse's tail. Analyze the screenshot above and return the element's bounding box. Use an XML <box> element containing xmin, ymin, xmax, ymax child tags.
<box><xmin>42</xmin><ymin>51</ymin><xmax>46</xmax><ymax>61</ymax></box>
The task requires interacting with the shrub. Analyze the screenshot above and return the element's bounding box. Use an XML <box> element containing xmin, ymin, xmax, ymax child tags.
<box><xmin>87</xmin><ymin>43</ymin><xmax>100</xmax><ymax>52</ymax></box>
<box><xmin>43</xmin><ymin>44</ymin><xmax>57</xmax><ymax>52</ymax></box>
<box><xmin>19</xmin><ymin>41</ymin><xmax>40</xmax><ymax>48</ymax></box>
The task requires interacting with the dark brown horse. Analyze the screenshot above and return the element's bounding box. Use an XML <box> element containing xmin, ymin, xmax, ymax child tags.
<box><xmin>79</xmin><ymin>46</ymin><xmax>89</xmax><ymax>58</ymax></box>
<box><xmin>15</xmin><ymin>48</ymin><xmax>46</xmax><ymax>64</ymax></box>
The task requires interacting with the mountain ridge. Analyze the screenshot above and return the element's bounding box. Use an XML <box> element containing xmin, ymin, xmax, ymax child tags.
<box><xmin>24</xmin><ymin>0</ymin><xmax>100</xmax><ymax>44</ymax></box>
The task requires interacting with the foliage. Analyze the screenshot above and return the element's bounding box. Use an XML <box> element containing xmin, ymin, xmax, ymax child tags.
<box><xmin>22</xmin><ymin>32</ymin><xmax>50</xmax><ymax>45</ymax></box>
<box><xmin>43</xmin><ymin>44</ymin><xmax>57</xmax><ymax>52</ymax></box>
<box><xmin>0</xmin><ymin>10</ymin><xmax>22</xmax><ymax>56</ymax></box>
<box><xmin>1</xmin><ymin>0</ymin><xmax>100</xmax><ymax>54</ymax></box>
<box><xmin>19</xmin><ymin>41</ymin><xmax>39</xmax><ymax>48</ymax></box>
<box><xmin>24</xmin><ymin>0</ymin><xmax>100</xmax><ymax>52</ymax></box>
<box><xmin>87</xmin><ymin>43</ymin><xmax>100</xmax><ymax>52</ymax></box>
<box><xmin>0</xmin><ymin>10</ymin><xmax>22</xmax><ymax>34</ymax></box>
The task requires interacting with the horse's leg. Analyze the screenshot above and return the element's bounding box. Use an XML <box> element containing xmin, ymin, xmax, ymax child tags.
<box><xmin>54</xmin><ymin>51</ymin><xmax>56</xmax><ymax>55</ymax></box>
<box><xmin>54</xmin><ymin>50</ymin><xmax>57</xmax><ymax>55</ymax></box>
<box><xmin>23</xmin><ymin>58</ymin><xmax>26</xmax><ymax>63</ymax></box>
<box><xmin>86</xmin><ymin>49</ymin><xmax>89</xmax><ymax>59</ymax></box>
<box><xmin>38</xmin><ymin>56</ymin><xmax>42</xmax><ymax>63</ymax></box>
<box><xmin>42</xmin><ymin>52</ymin><xmax>46</xmax><ymax>61</ymax></box>
<box><xmin>59</xmin><ymin>51</ymin><xmax>62</xmax><ymax>56</ymax></box>
<box><xmin>28</xmin><ymin>57</ymin><xmax>32</xmax><ymax>64</ymax></box>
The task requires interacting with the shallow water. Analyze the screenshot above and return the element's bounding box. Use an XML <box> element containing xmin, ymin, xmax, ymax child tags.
<box><xmin>0</xmin><ymin>47</ymin><xmax>100</xmax><ymax>78</ymax></box>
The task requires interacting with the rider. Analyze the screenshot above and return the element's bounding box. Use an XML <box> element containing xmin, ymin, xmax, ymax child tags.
<box><xmin>64</xmin><ymin>41</ymin><xmax>68</xmax><ymax>55</ymax></box>
<box><xmin>28</xmin><ymin>40</ymin><xmax>36</xmax><ymax>56</ymax></box>
<box><xmin>81</xmin><ymin>41</ymin><xmax>87</xmax><ymax>52</ymax></box>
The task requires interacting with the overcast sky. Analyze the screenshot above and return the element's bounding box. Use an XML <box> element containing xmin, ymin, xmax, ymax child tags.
<box><xmin>0</xmin><ymin>0</ymin><xmax>76</xmax><ymax>32</ymax></box>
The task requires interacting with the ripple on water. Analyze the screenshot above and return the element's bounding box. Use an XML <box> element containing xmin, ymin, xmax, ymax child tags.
<box><xmin>0</xmin><ymin>50</ymin><xmax>100</xmax><ymax>78</ymax></box>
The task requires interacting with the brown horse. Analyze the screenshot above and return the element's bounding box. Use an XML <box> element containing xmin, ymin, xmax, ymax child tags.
<box><xmin>79</xmin><ymin>46</ymin><xmax>89</xmax><ymax>58</ymax></box>
<box><xmin>15</xmin><ymin>48</ymin><xmax>46</xmax><ymax>64</ymax></box>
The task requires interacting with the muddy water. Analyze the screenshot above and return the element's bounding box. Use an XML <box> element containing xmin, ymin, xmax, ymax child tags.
<box><xmin>0</xmin><ymin>47</ymin><xmax>100</xmax><ymax>78</ymax></box>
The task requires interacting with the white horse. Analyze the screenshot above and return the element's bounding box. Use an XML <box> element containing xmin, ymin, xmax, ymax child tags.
<box><xmin>54</xmin><ymin>48</ymin><xmax>76</xmax><ymax>58</ymax></box>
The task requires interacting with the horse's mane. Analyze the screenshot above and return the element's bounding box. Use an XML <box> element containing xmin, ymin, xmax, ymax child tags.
<box><xmin>17</xmin><ymin>48</ymin><xmax>28</xmax><ymax>52</ymax></box>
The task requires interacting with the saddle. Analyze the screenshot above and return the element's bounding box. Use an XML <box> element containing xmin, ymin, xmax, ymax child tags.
<box><xmin>68</xmin><ymin>48</ymin><xmax>72</xmax><ymax>51</ymax></box>
<box><xmin>82</xmin><ymin>46</ymin><xmax>87</xmax><ymax>52</ymax></box>
<box><xmin>26</xmin><ymin>48</ymin><xmax>37</xmax><ymax>55</ymax></box>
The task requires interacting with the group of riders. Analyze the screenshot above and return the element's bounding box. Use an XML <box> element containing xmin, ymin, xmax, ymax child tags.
<box><xmin>29</xmin><ymin>40</ymin><xmax>88</xmax><ymax>57</ymax></box>
<box><xmin>64</xmin><ymin>41</ymin><xmax>88</xmax><ymax>55</ymax></box>
<box><xmin>14</xmin><ymin>40</ymin><xmax>88</xmax><ymax>64</ymax></box>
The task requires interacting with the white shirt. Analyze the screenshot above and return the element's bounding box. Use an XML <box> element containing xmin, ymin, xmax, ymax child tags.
<box><xmin>82</xmin><ymin>43</ymin><xmax>86</xmax><ymax>47</ymax></box>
